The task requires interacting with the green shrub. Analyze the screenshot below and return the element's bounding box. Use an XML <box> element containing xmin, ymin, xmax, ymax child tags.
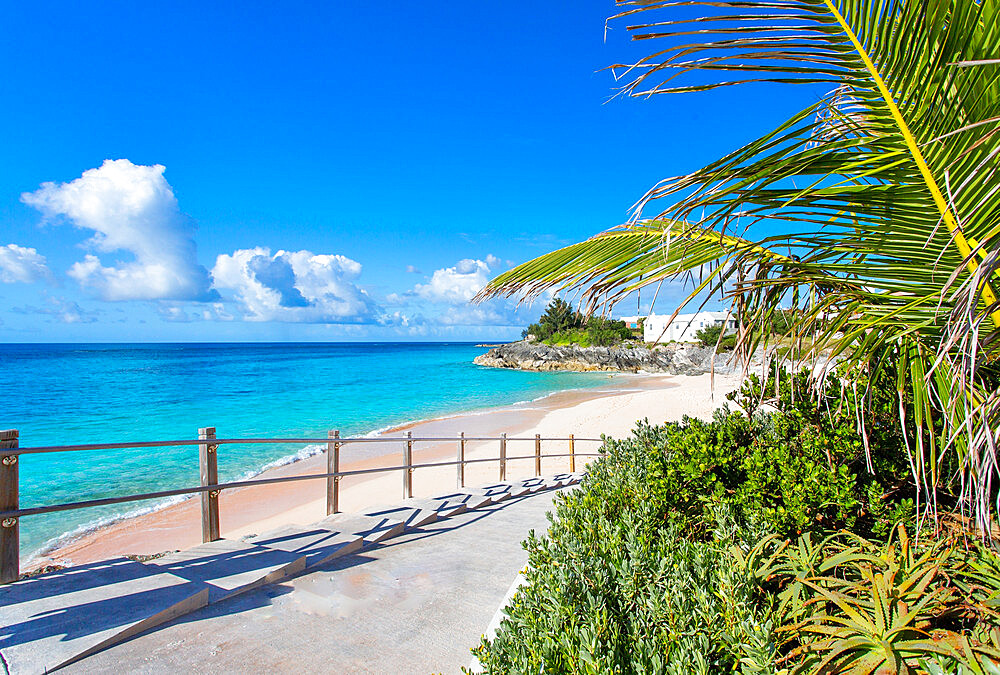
<box><xmin>471</xmin><ymin>361</ymin><xmax>943</xmax><ymax>672</ymax></box>
<box><xmin>522</xmin><ymin>300</ymin><xmax>633</xmax><ymax>346</ymax></box>
<box><xmin>694</xmin><ymin>322</ymin><xmax>725</xmax><ymax>347</ymax></box>
<box><xmin>470</xmin><ymin>430</ymin><xmax>776</xmax><ymax>673</ymax></box>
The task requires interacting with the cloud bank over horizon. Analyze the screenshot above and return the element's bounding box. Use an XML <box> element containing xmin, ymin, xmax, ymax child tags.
<box><xmin>9</xmin><ymin>159</ymin><xmax>556</xmax><ymax>337</ymax></box>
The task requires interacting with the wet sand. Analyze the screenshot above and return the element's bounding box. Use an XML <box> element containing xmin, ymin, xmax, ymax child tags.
<box><xmin>29</xmin><ymin>371</ymin><xmax>743</xmax><ymax>570</ymax></box>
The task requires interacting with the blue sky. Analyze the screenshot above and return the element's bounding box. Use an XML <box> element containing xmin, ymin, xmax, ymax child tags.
<box><xmin>0</xmin><ymin>1</ymin><xmax>819</xmax><ymax>342</ymax></box>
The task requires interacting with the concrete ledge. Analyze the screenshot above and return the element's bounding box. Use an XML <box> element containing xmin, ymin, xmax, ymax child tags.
<box><xmin>549</xmin><ymin>473</ymin><xmax>575</xmax><ymax>488</ymax></box>
<box><xmin>147</xmin><ymin>539</ymin><xmax>306</xmax><ymax>603</ymax></box>
<box><xmin>477</xmin><ymin>483</ymin><xmax>517</xmax><ymax>502</ymax></box>
<box><xmin>432</xmin><ymin>490</ymin><xmax>493</xmax><ymax>510</ymax></box>
<box><xmin>400</xmin><ymin>496</ymin><xmax>469</xmax><ymax>518</ymax></box>
<box><xmin>362</xmin><ymin>504</ymin><xmax>439</xmax><ymax>529</ymax></box>
<box><xmin>515</xmin><ymin>477</ymin><xmax>547</xmax><ymax>493</ymax></box>
<box><xmin>495</xmin><ymin>481</ymin><xmax>532</xmax><ymax>498</ymax></box>
<box><xmin>317</xmin><ymin>513</ymin><xmax>406</xmax><ymax>544</ymax></box>
<box><xmin>253</xmin><ymin>526</ymin><xmax>364</xmax><ymax>571</ymax></box>
<box><xmin>0</xmin><ymin>557</ymin><xmax>209</xmax><ymax>674</ymax></box>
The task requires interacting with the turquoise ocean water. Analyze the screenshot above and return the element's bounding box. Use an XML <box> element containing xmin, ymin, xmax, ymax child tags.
<box><xmin>0</xmin><ymin>342</ymin><xmax>612</xmax><ymax>558</ymax></box>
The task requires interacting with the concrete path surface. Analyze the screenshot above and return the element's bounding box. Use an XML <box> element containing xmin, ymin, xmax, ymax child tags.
<box><xmin>61</xmin><ymin>488</ymin><xmax>564</xmax><ymax>673</ymax></box>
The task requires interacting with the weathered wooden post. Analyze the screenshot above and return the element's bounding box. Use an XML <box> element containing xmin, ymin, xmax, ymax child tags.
<box><xmin>1</xmin><ymin>430</ymin><xmax>19</xmax><ymax>584</ymax></box>
<box><xmin>199</xmin><ymin>427</ymin><xmax>220</xmax><ymax>543</ymax></box>
<box><xmin>457</xmin><ymin>432</ymin><xmax>466</xmax><ymax>488</ymax></box>
<box><xmin>499</xmin><ymin>433</ymin><xmax>507</xmax><ymax>481</ymax></box>
<box><xmin>327</xmin><ymin>430</ymin><xmax>340</xmax><ymax>515</ymax></box>
<box><xmin>569</xmin><ymin>434</ymin><xmax>576</xmax><ymax>473</ymax></box>
<box><xmin>535</xmin><ymin>434</ymin><xmax>542</xmax><ymax>477</ymax></box>
<box><xmin>403</xmin><ymin>431</ymin><xmax>413</xmax><ymax>499</ymax></box>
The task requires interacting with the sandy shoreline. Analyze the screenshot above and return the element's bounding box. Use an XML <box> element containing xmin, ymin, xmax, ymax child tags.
<box><xmin>28</xmin><ymin>371</ymin><xmax>744</xmax><ymax>571</ymax></box>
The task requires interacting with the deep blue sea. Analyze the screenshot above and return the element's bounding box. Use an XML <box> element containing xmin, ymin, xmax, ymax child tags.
<box><xmin>0</xmin><ymin>342</ymin><xmax>613</xmax><ymax>558</ymax></box>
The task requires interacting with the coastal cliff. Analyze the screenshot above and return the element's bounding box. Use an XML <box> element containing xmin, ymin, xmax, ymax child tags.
<box><xmin>473</xmin><ymin>340</ymin><xmax>733</xmax><ymax>375</ymax></box>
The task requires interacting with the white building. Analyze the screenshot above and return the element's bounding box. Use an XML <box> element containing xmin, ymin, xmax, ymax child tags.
<box><xmin>642</xmin><ymin>311</ymin><xmax>736</xmax><ymax>344</ymax></box>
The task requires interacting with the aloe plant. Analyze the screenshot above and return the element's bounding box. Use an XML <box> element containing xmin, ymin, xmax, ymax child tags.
<box><xmin>769</xmin><ymin>527</ymin><xmax>1000</xmax><ymax>672</ymax></box>
<box><xmin>477</xmin><ymin>0</ymin><xmax>1000</xmax><ymax>532</ymax></box>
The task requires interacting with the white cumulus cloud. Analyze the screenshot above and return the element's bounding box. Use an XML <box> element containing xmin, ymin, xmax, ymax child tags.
<box><xmin>21</xmin><ymin>159</ymin><xmax>217</xmax><ymax>302</ymax></box>
<box><xmin>211</xmin><ymin>247</ymin><xmax>379</xmax><ymax>323</ymax></box>
<box><xmin>414</xmin><ymin>257</ymin><xmax>495</xmax><ymax>304</ymax></box>
<box><xmin>0</xmin><ymin>244</ymin><xmax>49</xmax><ymax>283</ymax></box>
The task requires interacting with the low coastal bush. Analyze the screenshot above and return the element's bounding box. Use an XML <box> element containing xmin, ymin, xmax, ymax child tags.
<box><xmin>694</xmin><ymin>323</ymin><xmax>736</xmax><ymax>351</ymax></box>
<box><xmin>470</xmin><ymin>365</ymin><xmax>1000</xmax><ymax>673</ymax></box>
<box><xmin>471</xmin><ymin>426</ymin><xmax>776</xmax><ymax>673</ymax></box>
<box><xmin>522</xmin><ymin>298</ymin><xmax>633</xmax><ymax>347</ymax></box>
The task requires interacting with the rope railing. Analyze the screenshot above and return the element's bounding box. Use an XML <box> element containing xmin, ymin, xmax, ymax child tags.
<box><xmin>0</xmin><ymin>428</ymin><xmax>606</xmax><ymax>583</ymax></box>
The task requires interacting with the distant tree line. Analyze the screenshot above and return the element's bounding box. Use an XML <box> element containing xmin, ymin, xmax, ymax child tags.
<box><xmin>522</xmin><ymin>298</ymin><xmax>633</xmax><ymax>347</ymax></box>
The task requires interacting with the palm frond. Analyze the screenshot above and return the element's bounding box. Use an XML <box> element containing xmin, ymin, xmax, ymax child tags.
<box><xmin>479</xmin><ymin>0</ymin><xmax>1000</xmax><ymax>531</ymax></box>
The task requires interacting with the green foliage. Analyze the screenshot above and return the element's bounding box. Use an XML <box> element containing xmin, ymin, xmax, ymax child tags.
<box><xmin>469</xmin><ymin>358</ymin><xmax>999</xmax><ymax>672</ymax></box>
<box><xmin>472</xmin><ymin>412</ymin><xmax>1000</xmax><ymax>671</ymax></box>
<box><xmin>478</xmin><ymin>0</ymin><xmax>1000</xmax><ymax>531</ymax></box>
<box><xmin>693</xmin><ymin>322</ymin><xmax>738</xmax><ymax>354</ymax></box>
<box><xmin>522</xmin><ymin>299</ymin><xmax>633</xmax><ymax>346</ymax></box>
<box><xmin>769</xmin><ymin>310</ymin><xmax>795</xmax><ymax>337</ymax></box>
<box><xmin>582</xmin><ymin>316</ymin><xmax>632</xmax><ymax>346</ymax></box>
<box><xmin>540</xmin><ymin>297</ymin><xmax>582</xmax><ymax>333</ymax></box>
<box><xmin>754</xmin><ymin>527</ymin><xmax>1000</xmax><ymax>672</ymax></box>
<box><xmin>470</xmin><ymin>429</ymin><xmax>777</xmax><ymax>674</ymax></box>
<box><xmin>694</xmin><ymin>322</ymin><xmax>725</xmax><ymax>347</ymax></box>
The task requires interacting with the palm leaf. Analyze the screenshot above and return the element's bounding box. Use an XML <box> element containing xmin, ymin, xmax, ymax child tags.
<box><xmin>478</xmin><ymin>0</ymin><xmax>1000</xmax><ymax>531</ymax></box>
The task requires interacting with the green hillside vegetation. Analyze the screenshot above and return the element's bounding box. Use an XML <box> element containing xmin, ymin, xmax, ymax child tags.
<box><xmin>522</xmin><ymin>298</ymin><xmax>633</xmax><ymax>347</ymax></box>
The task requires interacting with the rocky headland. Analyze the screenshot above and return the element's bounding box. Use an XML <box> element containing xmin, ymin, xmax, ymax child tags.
<box><xmin>473</xmin><ymin>340</ymin><xmax>747</xmax><ymax>375</ymax></box>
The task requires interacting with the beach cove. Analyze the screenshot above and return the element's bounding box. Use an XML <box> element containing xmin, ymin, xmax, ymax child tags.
<box><xmin>1</xmin><ymin>342</ymin><xmax>743</xmax><ymax>570</ymax></box>
<box><xmin>28</xmin><ymin>368</ymin><xmax>743</xmax><ymax>571</ymax></box>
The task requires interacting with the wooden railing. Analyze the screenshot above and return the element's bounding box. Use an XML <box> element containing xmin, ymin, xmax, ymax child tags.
<box><xmin>0</xmin><ymin>428</ymin><xmax>605</xmax><ymax>583</ymax></box>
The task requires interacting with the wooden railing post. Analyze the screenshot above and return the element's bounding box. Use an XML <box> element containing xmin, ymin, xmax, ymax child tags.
<box><xmin>499</xmin><ymin>433</ymin><xmax>507</xmax><ymax>481</ymax></box>
<box><xmin>199</xmin><ymin>427</ymin><xmax>220</xmax><ymax>542</ymax></box>
<box><xmin>1</xmin><ymin>430</ymin><xmax>19</xmax><ymax>584</ymax></box>
<box><xmin>403</xmin><ymin>431</ymin><xmax>413</xmax><ymax>499</ymax></box>
<box><xmin>457</xmin><ymin>432</ymin><xmax>466</xmax><ymax>488</ymax></box>
<box><xmin>326</xmin><ymin>430</ymin><xmax>340</xmax><ymax>515</ymax></box>
<box><xmin>535</xmin><ymin>433</ymin><xmax>542</xmax><ymax>477</ymax></box>
<box><xmin>569</xmin><ymin>434</ymin><xmax>576</xmax><ymax>472</ymax></box>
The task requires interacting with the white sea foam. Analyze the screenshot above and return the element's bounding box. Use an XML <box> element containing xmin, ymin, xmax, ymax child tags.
<box><xmin>27</xmin><ymin>492</ymin><xmax>191</xmax><ymax>566</ymax></box>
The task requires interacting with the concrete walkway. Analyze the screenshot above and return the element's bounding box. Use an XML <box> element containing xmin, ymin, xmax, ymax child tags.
<box><xmin>59</xmin><ymin>487</ymin><xmax>564</xmax><ymax>673</ymax></box>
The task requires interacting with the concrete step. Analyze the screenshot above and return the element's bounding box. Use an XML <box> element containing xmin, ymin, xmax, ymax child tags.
<box><xmin>362</xmin><ymin>504</ymin><xmax>439</xmax><ymax>529</ymax></box>
<box><xmin>550</xmin><ymin>472</ymin><xmax>576</xmax><ymax>487</ymax></box>
<box><xmin>316</xmin><ymin>513</ymin><xmax>406</xmax><ymax>544</ymax></box>
<box><xmin>477</xmin><ymin>483</ymin><xmax>518</xmax><ymax>502</ymax></box>
<box><xmin>459</xmin><ymin>486</ymin><xmax>508</xmax><ymax>505</ymax></box>
<box><xmin>399</xmin><ymin>495</ymin><xmax>470</xmax><ymax>518</ymax></box>
<box><xmin>252</xmin><ymin>526</ymin><xmax>364</xmax><ymax>571</ymax></box>
<box><xmin>498</xmin><ymin>482</ymin><xmax>532</xmax><ymax>498</ymax></box>
<box><xmin>515</xmin><ymin>477</ymin><xmax>547</xmax><ymax>493</ymax></box>
<box><xmin>0</xmin><ymin>557</ymin><xmax>209</xmax><ymax>674</ymax></box>
<box><xmin>429</xmin><ymin>490</ymin><xmax>493</xmax><ymax>510</ymax></box>
<box><xmin>146</xmin><ymin>538</ymin><xmax>306</xmax><ymax>604</ymax></box>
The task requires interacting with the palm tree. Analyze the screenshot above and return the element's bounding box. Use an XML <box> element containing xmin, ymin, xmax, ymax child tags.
<box><xmin>477</xmin><ymin>0</ymin><xmax>1000</xmax><ymax>531</ymax></box>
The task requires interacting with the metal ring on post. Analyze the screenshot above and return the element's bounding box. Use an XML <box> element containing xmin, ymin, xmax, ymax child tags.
<box><xmin>209</xmin><ymin>489</ymin><xmax>221</xmax><ymax>498</ymax></box>
<box><xmin>1</xmin><ymin>518</ymin><xmax>16</xmax><ymax>528</ymax></box>
<box><xmin>1</xmin><ymin>456</ymin><xmax>16</xmax><ymax>466</ymax></box>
